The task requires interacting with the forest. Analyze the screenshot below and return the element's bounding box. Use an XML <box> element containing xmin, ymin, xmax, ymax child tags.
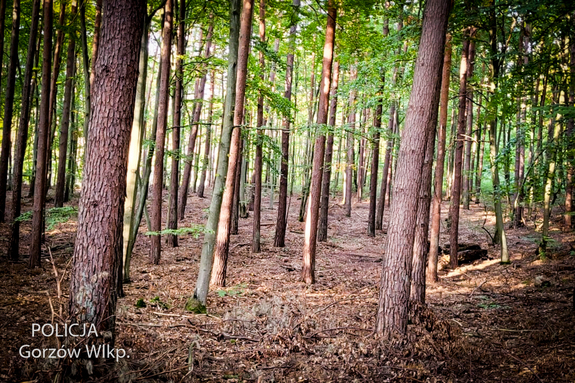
<box><xmin>0</xmin><ymin>0</ymin><xmax>574</xmax><ymax>381</ymax></box>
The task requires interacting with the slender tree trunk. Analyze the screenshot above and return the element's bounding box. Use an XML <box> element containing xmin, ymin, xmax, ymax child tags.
<box><xmin>318</xmin><ymin>60</ymin><xmax>339</xmax><ymax>242</ymax></box>
<box><xmin>252</xmin><ymin>0</ymin><xmax>266</xmax><ymax>253</ymax></box>
<box><xmin>0</xmin><ymin>0</ymin><xmax>6</xmax><ymax>96</ymax></box>
<box><xmin>79</xmin><ymin>0</ymin><xmax>91</xmax><ymax>140</ymax></box>
<box><xmin>344</xmin><ymin>69</ymin><xmax>356</xmax><ymax>217</ymax></box>
<box><xmin>302</xmin><ymin>0</ymin><xmax>336</xmax><ymax>285</ymax></box>
<box><xmin>462</xmin><ymin>38</ymin><xmax>476</xmax><ymax>210</ymax></box>
<box><xmin>427</xmin><ymin>34</ymin><xmax>451</xmax><ymax>283</ymax></box>
<box><xmin>55</xmin><ymin>8</ymin><xmax>77</xmax><ymax>207</ymax></box>
<box><xmin>8</xmin><ymin>0</ymin><xmax>40</xmax><ymax>261</ymax></box>
<box><xmin>197</xmin><ymin>72</ymin><xmax>216</xmax><ymax>198</ymax></box>
<box><xmin>274</xmin><ymin>0</ymin><xmax>300</xmax><ymax>247</ymax></box>
<box><xmin>191</xmin><ymin>0</ymin><xmax>241</xmax><ymax>307</ymax></box>
<box><xmin>211</xmin><ymin>0</ymin><xmax>254</xmax><ymax>287</ymax></box>
<box><xmin>178</xmin><ymin>24</ymin><xmax>213</xmax><ymax>219</ymax></box>
<box><xmin>565</xmin><ymin>38</ymin><xmax>574</xmax><ymax>230</ymax></box>
<box><xmin>448</xmin><ymin>37</ymin><xmax>470</xmax><ymax>270</ymax></box>
<box><xmin>0</xmin><ymin>0</ymin><xmax>20</xmax><ymax>221</ymax></box>
<box><xmin>376</xmin><ymin>0</ymin><xmax>450</xmax><ymax>337</ymax></box>
<box><xmin>65</xmin><ymin>90</ymin><xmax>77</xmax><ymax>202</ymax></box>
<box><xmin>368</xmin><ymin>98</ymin><xmax>382</xmax><ymax>237</ymax></box>
<box><xmin>167</xmin><ymin>0</ymin><xmax>185</xmax><ymax>247</ymax></box>
<box><xmin>474</xmin><ymin>98</ymin><xmax>484</xmax><ymax>204</ymax></box>
<box><xmin>150</xmin><ymin>0</ymin><xmax>174</xmax><ymax>265</ymax></box>
<box><xmin>122</xmin><ymin>14</ymin><xmax>152</xmax><ymax>283</ymax></box>
<box><xmin>68</xmin><ymin>0</ymin><xmax>144</xmax><ymax>346</ymax></box>
<box><xmin>29</xmin><ymin>0</ymin><xmax>54</xmax><ymax>268</ymax></box>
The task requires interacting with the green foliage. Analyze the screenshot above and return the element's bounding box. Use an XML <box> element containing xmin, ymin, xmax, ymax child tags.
<box><xmin>149</xmin><ymin>296</ymin><xmax>170</xmax><ymax>310</ymax></box>
<box><xmin>135</xmin><ymin>298</ymin><xmax>147</xmax><ymax>308</ymax></box>
<box><xmin>15</xmin><ymin>207</ymin><xmax>78</xmax><ymax>231</ymax></box>
<box><xmin>185</xmin><ymin>297</ymin><xmax>207</xmax><ymax>314</ymax></box>
<box><xmin>216</xmin><ymin>283</ymin><xmax>247</xmax><ymax>298</ymax></box>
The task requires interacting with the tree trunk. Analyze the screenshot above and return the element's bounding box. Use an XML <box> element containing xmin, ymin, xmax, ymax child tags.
<box><xmin>7</xmin><ymin>0</ymin><xmax>40</xmax><ymax>261</ymax></box>
<box><xmin>197</xmin><ymin>71</ymin><xmax>216</xmax><ymax>199</ymax></box>
<box><xmin>79</xmin><ymin>0</ymin><xmax>91</xmax><ymax>140</ymax></box>
<box><xmin>54</xmin><ymin>12</ymin><xmax>77</xmax><ymax>208</ymax></box>
<box><xmin>427</xmin><ymin>34</ymin><xmax>451</xmax><ymax>283</ymax></box>
<box><xmin>191</xmin><ymin>0</ymin><xmax>241</xmax><ymax>307</ymax></box>
<box><xmin>376</xmin><ymin>0</ymin><xmax>450</xmax><ymax>337</ymax></box>
<box><xmin>29</xmin><ymin>0</ymin><xmax>54</xmax><ymax>268</ymax></box>
<box><xmin>448</xmin><ymin>37</ymin><xmax>470</xmax><ymax>270</ymax></box>
<box><xmin>273</xmin><ymin>0</ymin><xmax>300</xmax><ymax>247</ymax></box>
<box><xmin>565</xmin><ymin>37</ymin><xmax>574</xmax><ymax>230</ymax></box>
<box><xmin>68</xmin><ymin>0</ymin><xmax>144</xmax><ymax>344</ymax></box>
<box><xmin>167</xmin><ymin>0</ymin><xmax>186</xmax><ymax>247</ymax></box>
<box><xmin>179</xmin><ymin>24</ymin><xmax>214</xmax><ymax>219</ymax></box>
<box><xmin>318</xmin><ymin>60</ymin><xmax>340</xmax><ymax>242</ymax></box>
<box><xmin>122</xmin><ymin>14</ymin><xmax>151</xmax><ymax>283</ymax></box>
<box><xmin>150</xmin><ymin>0</ymin><xmax>174</xmax><ymax>265</ymax></box>
<box><xmin>0</xmin><ymin>0</ymin><xmax>20</xmax><ymax>221</ymax></box>
<box><xmin>253</xmin><ymin>0</ymin><xmax>265</xmax><ymax>253</ymax></box>
<box><xmin>0</xmin><ymin>0</ymin><xmax>6</xmax><ymax>97</ymax></box>
<box><xmin>302</xmin><ymin>0</ymin><xmax>336</xmax><ymax>285</ymax></box>
<box><xmin>210</xmin><ymin>0</ymin><xmax>254</xmax><ymax>287</ymax></box>
<box><xmin>344</xmin><ymin>69</ymin><xmax>356</xmax><ymax>217</ymax></box>
<box><xmin>462</xmin><ymin>38</ymin><xmax>476</xmax><ymax>210</ymax></box>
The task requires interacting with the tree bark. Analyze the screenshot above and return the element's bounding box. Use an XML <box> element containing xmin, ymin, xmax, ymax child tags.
<box><xmin>318</xmin><ymin>60</ymin><xmax>340</xmax><ymax>242</ymax></box>
<box><xmin>150</xmin><ymin>0</ymin><xmax>174</xmax><ymax>265</ymax></box>
<box><xmin>68</xmin><ymin>0</ymin><xmax>144</xmax><ymax>342</ymax></box>
<box><xmin>179</xmin><ymin>24</ymin><xmax>214</xmax><ymax>219</ymax></box>
<box><xmin>7</xmin><ymin>0</ymin><xmax>40</xmax><ymax>261</ymax></box>
<box><xmin>54</xmin><ymin>12</ymin><xmax>77</xmax><ymax>208</ymax></box>
<box><xmin>167</xmin><ymin>0</ymin><xmax>186</xmax><ymax>247</ymax></box>
<box><xmin>367</xmin><ymin>98</ymin><xmax>382</xmax><ymax>237</ymax></box>
<box><xmin>210</xmin><ymin>0</ymin><xmax>254</xmax><ymax>287</ymax></box>
<box><xmin>29</xmin><ymin>0</ymin><xmax>54</xmax><ymax>268</ymax></box>
<box><xmin>192</xmin><ymin>0</ymin><xmax>240</xmax><ymax>307</ymax></box>
<box><xmin>0</xmin><ymin>0</ymin><xmax>20</xmax><ymax>221</ymax></box>
<box><xmin>274</xmin><ymin>0</ymin><xmax>300</xmax><ymax>247</ymax></box>
<box><xmin>302</xmin><ymin>0</ymin><xmax>336</xmax><ymax>285</ymax></box>
<box><xmin>253</xmin><ymin>0</ymin><xmax>265</xmax><ymax>253</ymax></box>
<box><xmin>448</xmin><ymin>37</ymin><xmax>470</xmax><ymax>270</ymax></box>
<box><xmin>197</xmin><ymin>71</ymin><xmax>216</xmax><ymax>198</ymax></box>
<box><xmin>462</xmin><ymin>38</ymin><xmax>476</xmax><ymax>210</ymax></box>
<box><xmin>565</xmin><ymin>36</ymin><xmax>574</xmax><ymax>230</ymax></box>
<box><xmin>427</xmin><ymin>34</ymin><xmax>451</xmax><ymax>283</ymax></box>
<box><xmin>344</xmin><ymin>68</ymin><xmax>356</xmax><ymax>217</ymax></box>
<box><xmin>376</xmin><ymin>0</ymin><xmax>450</xmax><ymax>337</ymax></box>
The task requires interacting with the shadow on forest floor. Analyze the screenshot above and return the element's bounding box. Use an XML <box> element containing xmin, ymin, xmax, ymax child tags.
<box><xmin>0</xmin><ymin>189</ymin><xmax>574</xmax><ymax>382</ymax></box>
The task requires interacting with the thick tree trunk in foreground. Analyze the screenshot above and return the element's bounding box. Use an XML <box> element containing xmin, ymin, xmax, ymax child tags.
<box><xmin>448</xmin><ymin>37</ymin><xmax>470</xmax><ymax>270</ymax></box>
<box><xmin>376</xmin><ymin>0</ymin><xmax>450</xmax><ymax>337</ymax></box>
<box><xmin>302</xmin><ymin>0</ymin><xmax>336</xmax><ymax>285</ymax></box>
<box><xmin>274</xmin><ymin>0</ymin><xmax>300</xmax><ymax>247</ymax></box>
<box><xmin>29</xmin><ymin>0</ymin><xmax>54</xmax><ymax>268</ymax></box>
<box><xmin>427</xmin><ymin>34</ymin><xmax>451</xmax><ymax>283</ymax></box>
<box><xmin>68</xmin><ymin>0</ymin><xmax>144</xmax><ymax>341</ymax></box>
<box><xmin>211</xmin><ymin>0</ymin><xmax>254</xmax><ymax>287</ymax></box>
<box><xmin>318</xmin><ymin>61</ymin><xmax>340</xmax><ymax>242</ymax></box>
<box><xmin>0</xmin><ymin>0</ymin><xmax>20</xmax><ymax>221</ymax></box>
<box><xmin>8</xmin><ymin>0</ymin><xmax>39</xmax><ymax>261</ymax></box>
<box><xmin>191</xmin><ymin>0</ymin><xmax>240</xmax><ymax>307</ymax></box>
<box><xmin>150</xmin><ymin>0</ymin><xmax>174</xmax><ymax>265</ymax></box>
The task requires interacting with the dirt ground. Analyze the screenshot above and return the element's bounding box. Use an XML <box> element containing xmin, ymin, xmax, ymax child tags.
<box><xmin>0</xmin><ymin>189</ymin><xmax>574</xmax><ymax>382</ymax></box>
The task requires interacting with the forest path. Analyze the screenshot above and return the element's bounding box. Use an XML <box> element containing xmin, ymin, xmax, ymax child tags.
<box><xmin>0</xmin><ymin>191</ymin><xmax>573</xmax><ymax>381</ymax></box>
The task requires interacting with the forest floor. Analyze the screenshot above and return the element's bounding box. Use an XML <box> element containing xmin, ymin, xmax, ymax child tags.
<box><xmin>0</xmin><ymin>188</ymin><xmax>574</xmax><ymax>382</ymax></box>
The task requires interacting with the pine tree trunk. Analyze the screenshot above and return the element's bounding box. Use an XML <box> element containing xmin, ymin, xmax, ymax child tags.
<box><xmin>253</xmin><ymin>0</ymin><xmax>265</xmax><ymax>253</ymax></box>
<box><xmin>191</xmin><ymin>0</ymin><xmax>241</xmax><ymax>307</ymax></box>
<box><xmin>68</xmin><ymin>0</ymin><xmax>144</xmax><ymax>345</ymax></box>
<box><xmin>375</xmin><ymin>103</ymin><xmax>395</xmax><ymax>230</ymax></box>
<box><xmin>462</xmin><ymin>38</ymin><xmax>476</xmax><ymax>210</ymax></box>
<box><xmin>179</xmin><ymin>24</ymin><xmax>213</xmax><ymax>219</ymax></box>
<box><xmin>167</xmin><ymin>0</ymin><xmax>186</xmax><ymax>247</ymax></box>
<box><xmin>0</xmin><ymin>0</ymin><xmax>20</xmax><ymax>221</ymax></box>
<box><xmin>29</xmin><ymin>0</ymin><xmax>54</xmax><ymax>268</ymax></box>
<box><xmin>274</xmin><ymin>0</ymin><xmax>299</xmax><ymax>247</ymax></box>
<box><xmin>565</xmin><ymin>38</ymin><xmax>574</xmax><ymax>230</ymax></box>
<box><xmin>448</xmin><ymin>37</ymin><xmax>470</xmax><ymax>270</ymax></box>
<box><xmin>302</xmin><ymin>0</ymin><xmax>336</xmax><ymax>285</ymax></box>
<box><xmin>210</xmin><ymin>0</ymin><xmax>254</xmax><ymax>288</ymax></box>
<box><xmin>376</xmin><ymin>0</ymin><xmax>450</xmax><ymax>337</ymax></box>
<box><xmin>427</xmin><ymin>34</ymin><xmax>451</xmax><ymax>283</ymax></box>
<box><xmin>0</xmin><ymin>0</ymin><xmax>6</xmax><ymax>96</ymax></box>
<box><xmin>318</xmin><ymin>61</ymin><xmax>339</xmax><ymax>242</ymax></box>
<box><xmin>8</xmin><ymin>0</ymin><xmax>40</xmax><ymax>261</ymax></box>
<box><xmin>344</xmin><ymin>70</ymin><xmax>356</xmax><ymax>217</ymax></box>
<box><xmin>368</xmin><ymin>96</ymin><xmax>382</xmax><ymax>237</ymax></box>
<box><xmin>197</xmin><ymin>72</ymin><xmax>216</xmax><ymax>198</ymax></box>
<box><xmin>54</xmin><ymin>13</ymin><xmax>77</xmax><ymax>208</ymax></box>
<box><xmin>150</xmin><ymin>0</ymin><xmax>174</xmax><ymax>265</ymax></box>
